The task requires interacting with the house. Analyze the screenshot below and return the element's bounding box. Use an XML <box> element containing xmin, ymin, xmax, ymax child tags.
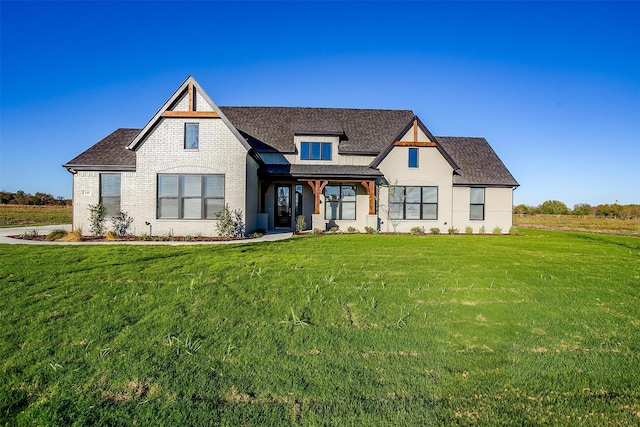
<box><xmin>63</xmin><ymin>76</ymin><xmax>518</xmax><ymax>236</ymax></box>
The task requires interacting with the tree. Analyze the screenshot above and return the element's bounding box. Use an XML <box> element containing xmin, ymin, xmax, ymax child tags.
<box><xmin>539</xmin><ymin>200</ymin><xmax>569</xmax><ymax>215</ymax></box>
<box><xmin>571</xmin><ymin>203</ymin><xmax>593</xmax><ymax>216</ymax></box>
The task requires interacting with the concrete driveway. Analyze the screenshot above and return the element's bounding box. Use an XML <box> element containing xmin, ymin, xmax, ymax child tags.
<box><xmin>0</xmin><ymin>224</ymin><xmax>292</xmax><ymax>245</ymax></box>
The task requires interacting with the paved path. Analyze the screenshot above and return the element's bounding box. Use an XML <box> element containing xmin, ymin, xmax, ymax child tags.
<box><xmin>0</xmin><ymin>225</ymin><xmax>293</xmax><ymax>245</ymax></box>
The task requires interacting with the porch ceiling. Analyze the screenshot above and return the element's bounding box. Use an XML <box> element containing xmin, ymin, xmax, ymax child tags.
<box><xmin>260</xmin><ymin>164</ymin><xmax>383</xmax><ymax>180</ymax></box>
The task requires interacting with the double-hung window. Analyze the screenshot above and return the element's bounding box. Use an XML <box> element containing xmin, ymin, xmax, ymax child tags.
<box><xmin>100</xmin><ymin>173</ymin><xmax>121</xmax><ymax>217</ymax></box>
<box><xmin>470</xmin><ymin>187</ymin><xmax>485</xmax><ymax>220</ymax></box>
<box><xmin>324</xmin><ymin>184</ymin><xmax>356</xmax><ymax>220</ymax></box>
<box><xmin>389</xmin><ymin>186</ymin><xmax>438</xmax><ymax>220</ymax></box>
<box><xmin>157</xmin><ymin>174</ymin><xmax>224</xmax><ymax>219</ymax></box>
<box><xmin>300</xmin><ymin>142</ymin><xmax>332</xmax><ymax>160</ymax></box>
<box><xmin>185</xmin><ymin>123</ymin><xmax>199</xmax><ymax>149</ymax></box>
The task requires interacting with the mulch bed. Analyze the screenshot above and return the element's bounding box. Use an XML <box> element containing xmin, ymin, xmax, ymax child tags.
<box><xmin>10</xmin><ymin>235</ymin><xmax>251</xmax><ymax>242</ymax></box>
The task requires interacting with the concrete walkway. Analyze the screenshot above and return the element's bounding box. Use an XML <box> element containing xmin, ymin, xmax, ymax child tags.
<box><xmin>0</xmin><ymin>224</ymin><xmax>293</xmax><ymax>245</ymax></box>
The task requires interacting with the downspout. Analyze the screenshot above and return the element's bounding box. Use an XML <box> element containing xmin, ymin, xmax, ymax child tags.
<box><xmin>65</xmin><ymin>167</ymin><xmax>77</xmax><ymax>230</ymax></box>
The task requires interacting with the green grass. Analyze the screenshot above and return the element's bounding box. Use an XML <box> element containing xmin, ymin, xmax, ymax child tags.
<box><xmin>0</xmin><ymin>205</ymin><xmax>72</xmax><ymax>227</ymax></box>
<box><xmin>1</xmin><ymin>230</ymin><xmax>639</xmax><ymax>425</ymax></box>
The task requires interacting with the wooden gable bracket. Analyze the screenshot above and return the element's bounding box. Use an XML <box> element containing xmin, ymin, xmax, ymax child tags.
<box><xmin>361</xmin><ymin>180</ymin><xmax>376</xmax><ymax>215</ymax></box>
<box><xmin>306</xmin><ymin>180</ymin><xmax>328</xmax><ymax>214</ymax></box>
<box><xmin>394</xmin><ymin>118</ymin><xmax>436</xmax><ymax>147</ymax></box>
<box><xmin>161</xmin><ymin>81</ymin><xmax>220</xmax><ymax>118</ymax></box>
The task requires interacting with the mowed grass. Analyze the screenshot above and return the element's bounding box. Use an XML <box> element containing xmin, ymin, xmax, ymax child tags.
<box><xmin>514</xmin><ymin>214</ymin><xmax>640</xmax><ymax>236</ymax></box>
<box><xmin>1</xmin><ymin>231</ymin><xmax>639</xmax><ymax>426</ymax></box>
<box><xmin>0</xmin><ymin>205</ymin><xmax>72</xmax><ymax>227</ymax></box>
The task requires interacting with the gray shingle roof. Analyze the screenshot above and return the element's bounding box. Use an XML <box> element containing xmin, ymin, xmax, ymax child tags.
<box><xmin>219</xmin><ymin>107</ymin><xmax>415</xmax><ymax>154</ymax></box>
<box><xmin>261</xmin><ymin>164</ymin><xmax>383</xmax><ymax>179</ymax></box>
<box><xmin>437</xmin><ymin>137</ymin><xmax>519</xmax><ymax>187</ymax></box>
<box><xmin>63</xmin><ymin>128</ymin><xmax>139</xmax><ymax>170</ymax></box>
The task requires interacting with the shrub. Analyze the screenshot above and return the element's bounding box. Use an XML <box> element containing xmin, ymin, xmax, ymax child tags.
<box><xmin>346</xmin><ymin>226</ymin><xmax>359</xmax><ymax>233</ymax></box>
<box><xmin>60</xmin><ymin>228</ymin><xmax>82</xmax><ymax>242</ymax></box>
<box><xmin>105</xmin><ymin>230</ymin><xmax>118</xmax><ymax>240</ymax></box>
<box><xmin>296</xmin><ymin>215</ymin><xmax>307</xmax><ymax>233</ymax></box>
<box><xmin>410</xmin><ymin>226</ymin><xmax>425</xmax><ymax>235</ymax></box>
<box><xmin>364</xmin><ymin>226</ymin><xmax>378</xmax><ymax>234</ymax></box>
<box><xmin>215</xmin><ymin>204</ymin><xmax>245</xmax><ymax>238</ymax></box>
<box><xmin>111</xmin><ymin>211</ymin><xmax>133</xmax><ymax>237</ymax></box>
<box><xmin>479</xmin><ymin>225</ymin><xmax>486</xmax><ymax>235</ymax></box>
<box><xmin>250</xmin><ymin>231</ymin><xmax>264</xmax><ymax>238</ymax></box>
<box><xmin>312</xmin><ymin>228</ymin><xmax>323</xmax><ymax>235</ymax></box>
<box><xmin>430</xmin><ymin>227</ymin><xmax>440</xmax><ymax>235</ymax></box>
<box><xmin>88</xmin><ymin>204</ymin><xmax>108</xmax><ymax>236</ymax></box>
<box><xmin>465</xmin><ymin>226</ymin><xmax>473</xmax><ymax>235</ymax></box>
<box><xmin>448</xmin><ymin>227</ymin><xmax>459</xmax><ymax>235</ymax></box>
<box><xmin>328</xmin><ymin>226</ymin><xmax>340</xmax><ymax>234</ymax></box>
<box><xmin>139</xmin><ymin>232</ymin><xmax>150</xmax><ymax>241</ymax></box>
<box><xmin>509</xmin><ymin>226</ymin><xmax>518</xmax><ymax>235</ymax></box>
<box><xmin>492</xmin><ymin>226</ymin><xmax>503</xmax><ymax>235</ymax></box>
<box><xmin>45</xmin><ymin>229</ymin><xmax>68</xmax><ymax>241</ymax></box>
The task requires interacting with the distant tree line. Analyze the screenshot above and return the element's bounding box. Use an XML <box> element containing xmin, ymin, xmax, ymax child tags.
<box><xmin>0</xmin><ymin>190</ymin><xmax>71</xmax><ymax>206</ymax></box>
<box><xmin>514</xmin><ymin>200</ymin><xmax>640</xmax><ymax>219</ymax></box>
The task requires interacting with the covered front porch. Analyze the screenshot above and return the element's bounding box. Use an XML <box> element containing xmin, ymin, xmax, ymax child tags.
<box><xmin>256</xmin><ymin>164</ymin><xmax>383</xmax><ymax>232</ymax></box>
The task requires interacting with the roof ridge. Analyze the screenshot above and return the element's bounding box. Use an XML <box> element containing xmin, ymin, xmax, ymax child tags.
<box><xmin>220</xmin><ymin>106</ymin><xmax>414</xmax><ymax>113</ymax></box>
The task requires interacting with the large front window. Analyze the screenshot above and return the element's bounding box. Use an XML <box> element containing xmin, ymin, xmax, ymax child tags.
<box><xmin>301</xmin><ymin>142</ymin><xmax>332</xmax><ymax>160</ymax></box>
<box><xmin>157</xmin><ymin>174</ymin><xmax>224</xmax><ymax>219</ymax></box>
<box><xmin>324</xmin><ymin>184</ymin><xmax>356</xmax><ymax>220</ymax></box>
<box><xmin>100</xmin><ymin>173</ymin><xmax>121</xmax><ymax>217</ymax></box>
<box><xmin>389</xmin><ymin>186</ymin><xmax>438</xmax><ymax>220</ymax></box>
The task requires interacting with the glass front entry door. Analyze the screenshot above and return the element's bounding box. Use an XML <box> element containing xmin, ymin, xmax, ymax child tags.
<box><xmin>275</xmin><ymin>184</ymin><xmax>292</xmax><ymax>228</ymax></box>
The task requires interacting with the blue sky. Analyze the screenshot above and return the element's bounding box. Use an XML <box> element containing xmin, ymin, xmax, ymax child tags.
<box><xmin>1</xmin><ymin>1</ymin><xmax>639</xmax><ymax>206</ymax></box>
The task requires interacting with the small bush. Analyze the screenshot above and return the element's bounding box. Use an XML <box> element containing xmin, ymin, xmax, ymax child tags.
<box><xmin>448</xmin><ymin>227</ymin><xmax>459</xmax><ymax>235</ymax></box>
<box><xmin>509</xmin><ymin>226</ymin><xmax>519</xmax><ymax>235</ymax></box>
<box><xmin>328</xmin><ymin>226</ymin><xmax>340</xmax><ymax>234</ymax></box>
<box><xmin>493</xmin><ymin>226</ymin><xmax>503</xmax><ymax>235</ymax></box>
<box><xmin>215</xmin><ymin>205</ymin><xmax>245</xmax><ymax>238</ymax></box>
<box><xmin>479</xmin><ymin>225</ymin><xmax>486</xmax><ymax>235</ymax></box>
<box><xmin>430</xmin><ymin>227</ymin><xmax>440</xmax><ymax>235</ymax></box>
<box><xmin>364</xmin><ymin>226</ymin><xmax>378</xmax><ymax>234</ymax></box>
<box><xmin>250</xmin><ymin>231</ymin><xmax>264</xmax><ymax>238</ymax></box>
<box><xmin>111</xmin><ymin>211</ymin><xmax>133</xmax><ymax>237</ymax></box>
<box><xmin>182</xmin><ymin>235</ymin><xmax>193</xmax><ymax>241</ymax></box>
<box><xmin>312</xmin><ymin>228</ymin><xmax>323</xmax><ymax>235</ymax></box>
<box><xmin>346</xmin><ymin>226</ymin><xmax>359</xmax><ymax>233</ymax></box>
<box><xmin>139</xmin><ymin>232</ymin><xmax>151</xmax><ymax>241</ymax></box>
<box><xmin>88</xmin><ymin>204</ymin><xmax>108</xmax><ymax>236</ymax></box>
<box><xmin>45</xmin><ymin>229</ymin><xmax>68</xmax><ymax>241</ymax></box>
<box><xmin>105</xmin><ymin>230</ymin><xmax>118</xmax><ymax>240</ymax></box>
<box><xmin>19</xmin><ymin>228</ymin><xmax>39</xmax><ymax>239</ymax></box>
<box><xmin>60</xmin><ymin>228</ymin><xmax>82</xmax><ymax>242</ymax></box>
<box><xmin>296</xmin><ymin>215</ymin><xmax>307</xmax><ymax>233</ymax></box>
<box><xmin>410</xmin><ymin>226</ymin><xmax>425</xmax><ymax>235</ymax></box>
<box><xmin>465</xmin><ymin>226</ymin><xmax>473</xmax><ymax>235</ymax></box>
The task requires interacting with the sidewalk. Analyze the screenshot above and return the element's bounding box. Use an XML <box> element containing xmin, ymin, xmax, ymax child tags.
<box><xmin>0</xmin><ymin>225</ymin><xmax>293</xmax><ymax>245</ymax></box>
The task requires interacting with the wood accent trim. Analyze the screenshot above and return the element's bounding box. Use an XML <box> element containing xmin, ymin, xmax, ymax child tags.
<box><xmin>161</xmin><ymin>111</ymin><xmax>220</xmax><ymax>118</ymax></box>
<box><xmin>394</xmin><ymin>141</ymin><xmax>436</xmax><ymax>147</ymax></box>
<box><xmin>361</xmin><ymin>180</ymin><xmax>376</xmax><ymax>215</ymax></box>
<box><xmin>413</xmin><ymin>118</ymin><xmax>418</xmax><ymax>142</ymax></box>
<box><xmin>188</xmin><ymin>82</ymin><xmax>194</xmax><ymax>112</ymax></box>
<box><xmin>307</xmin><ymin>180</ymin><xmax>328</xmax><ymax>214</ymax></box>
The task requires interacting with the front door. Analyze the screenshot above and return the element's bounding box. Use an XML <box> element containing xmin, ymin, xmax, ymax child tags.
<box><xmin>275</xmin><ymin>184</ymin><xmax>292</xmax><ymax>228</ymax></box>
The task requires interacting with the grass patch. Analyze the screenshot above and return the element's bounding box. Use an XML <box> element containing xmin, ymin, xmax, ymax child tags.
<box><xmin>1</xmin><ymin>230</ymin><xmax>639</xmax><ymax>425</ymax></box>
<box><xmin>514</xmin><ymin>214</ymin><xmax>640</xmax><ymax>236</ymax></box>
<box><xmin>0</xmin><ymin>205</ymin><xmax>72</xmax><ymax>227</ymax></box>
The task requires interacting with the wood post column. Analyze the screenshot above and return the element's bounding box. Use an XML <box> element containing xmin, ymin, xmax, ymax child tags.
<box><xmin>361</xmin><ymin>180</ymin><xmax>376</xmax><ymax>215</ymax></box>
<box><xmin>307</xmin><ymin>180</ymin><xmax>328</xmax><ymax>214</ymax></box>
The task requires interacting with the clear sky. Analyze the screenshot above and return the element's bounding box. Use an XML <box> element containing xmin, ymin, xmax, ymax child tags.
<box><xmin>1</xmin><ymin>1</ymin><xmax>639</xmax><ymax>206</ymax></box>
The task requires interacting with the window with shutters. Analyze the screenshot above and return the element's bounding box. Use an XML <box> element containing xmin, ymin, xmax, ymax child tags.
<box><xmin>157</xmin><ymin>174</ymin><xmax>224</xmax><ymax>219</ymax></box>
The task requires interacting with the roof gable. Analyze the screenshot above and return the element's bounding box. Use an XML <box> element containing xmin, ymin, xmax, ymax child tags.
<box><xmin>127</xmin><ymin>76</ymin><xmax>252</xmax><ymax>152</ymax></box>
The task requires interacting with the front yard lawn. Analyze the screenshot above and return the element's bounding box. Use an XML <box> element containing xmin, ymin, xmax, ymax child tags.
<box><xmin>1</xmin><ymin>230</ymin><xmax>639</xmax><ymax>425</ymax></box>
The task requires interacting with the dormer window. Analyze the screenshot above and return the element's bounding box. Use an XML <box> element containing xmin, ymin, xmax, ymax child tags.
<box><xmin>301</xmin><ymin>142</ymin><xmax>332</xmax><ymax>160</ymax></box>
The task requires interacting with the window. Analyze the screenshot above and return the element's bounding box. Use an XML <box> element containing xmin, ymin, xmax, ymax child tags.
<box><xmin>300</xmin><ymin>142</ymin><xmax>332</xmax><ymax>160</ymax></box>
<box><xmin>324</xmin><ymin>184</ymin><xmax>356</xmax><ymax>220</ymax></box>
<box><xmin>470</xmin><ymin>187</ymin><xmax>485</xmax><ymax>220</ymax></box>
<box><xmin>185</xmin><ymin>123</ymin><xmax>199</xmax><ymax>149</ymax></box>
<box><xmin>295</xmin><ymin>184</ymin><xmax>303</xmax><ymax>218</ymax></box>
<box><xmin>157</xmin><ymin>174</ymin><xmax>224</xmax><ymax>219</ymax></box>
<box><xmin>389</xmin><ymin>186</ymin><xmax>438</xmax><ymax>220</ymax></box>
<box><xmin>408</xmin><ymin>147</ymin><xmax>419</xmax><ymax>168</ymax></box>
<box><xmin>100</xmin><ymin>173</ymin><xmax>121</xmax><ymax>217</ymax></box>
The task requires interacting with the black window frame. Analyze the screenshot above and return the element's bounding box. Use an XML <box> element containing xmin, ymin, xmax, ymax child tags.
<box><xmin>470</xmin><ymin>187</ymin><xmax>485</xmax><ymax>220</ymax></box>
<box><xmin>184</xmin><ymin>123</ymin><xmax>199</xmax><ymax>150</ymax></box>
<box><xmin>389</xmin><ymin>186</ymin><xmax>438</xmax><ymax>220</ymax></box>
<box><xmin>324</xmin><ymin>183</ymin><xmax>356</xmax><ymax>220</ymax></box>
<box><xmin>100</xmin><ymin>173</ymin><xmax>121</xmax><ymax>217</ymax></box>
<box><xmin>157</xmin><ymin>174</ymin><xmax>224</xmax><ymax>220</ymax></box>
<box><xmin>300</xmin><ymin>141</ymin><xmax>332</xmax><ymax>160</ymax></box>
